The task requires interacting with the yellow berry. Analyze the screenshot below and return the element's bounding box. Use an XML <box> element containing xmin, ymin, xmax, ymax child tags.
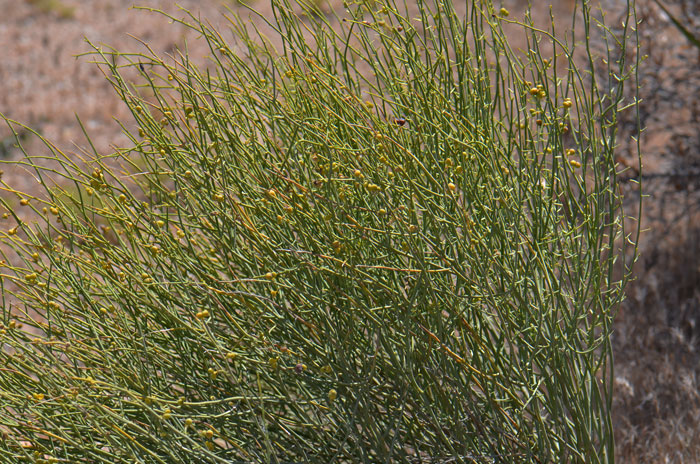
<box><xmin>328</xmin><ymin>389</ymin><xmax>338</xmax><ymax>402</ymax></box>
<box><xmin>569</xmin><ymin>159</ymin><xmax>582</xmax><ymax>168</ymax></box>
<box><xmin>20</xmin><ymin>199</ymin><xmax>29</xmax><ymax>206</ymax></box>
<box><xmin>448</xmin><ymin>182</ymin><xmax>456</xmax><ymax>192</ymax></box>
<box><xmin>499</xmin><ymin>7</ymin><xmax>509</xmax><ymax>16</ymax></box>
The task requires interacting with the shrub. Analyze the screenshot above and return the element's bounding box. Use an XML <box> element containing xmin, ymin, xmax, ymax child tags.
<box><xmin>0</xmin><ymin>1</ymin><xmax>640</xmax><ymax>462</ymax></box>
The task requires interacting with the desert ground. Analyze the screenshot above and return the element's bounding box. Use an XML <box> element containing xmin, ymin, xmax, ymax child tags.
<box><xmin>1</xmin><ymin>0</ymin><xmax>698</xmax><ymax>461</ymax></box>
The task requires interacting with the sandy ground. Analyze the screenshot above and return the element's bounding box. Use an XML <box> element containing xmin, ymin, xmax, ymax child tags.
<box><xmin>1</xmin><ymin>0</ymin><xmax>699</xmax><ymax>462</ymax></box>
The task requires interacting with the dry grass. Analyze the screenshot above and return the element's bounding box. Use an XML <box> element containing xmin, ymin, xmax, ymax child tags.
<box><xmin>612</xmin><ymin>0</ymin><xmax>700</xmax><ymax>462</ymax></box>
<box><xmin>0</xmin><ymin>0</ymin><xmax>698</xmax><ymax>461</ymax></box>
<box><xmin>2</xmin><ymin>1</ymin><xmax>232</xmax><ymax>191</ymax></box>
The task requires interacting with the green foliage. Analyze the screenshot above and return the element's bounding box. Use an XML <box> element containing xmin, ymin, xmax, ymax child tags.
<box><xmin>25</xmin><ymin>0</ymin><xmax>75</xmax><ymax>19</ymax></box>
<box><xmin>0</xmin><ymin>1</ymin><xmax>640</xmax><ymax>462</ymax></box>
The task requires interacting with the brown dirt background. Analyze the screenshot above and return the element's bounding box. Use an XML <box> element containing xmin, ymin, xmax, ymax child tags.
<box><xmin>1</xmin><ymin>0</ymin><xmax>698</xmax><ymax>461</ymax></box>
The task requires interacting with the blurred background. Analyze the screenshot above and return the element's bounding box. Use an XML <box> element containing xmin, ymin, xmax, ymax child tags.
<box><xmin>0</xmin><ymin>0</ymin><xmax>698</xmax><ymax>461</ymax></box>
